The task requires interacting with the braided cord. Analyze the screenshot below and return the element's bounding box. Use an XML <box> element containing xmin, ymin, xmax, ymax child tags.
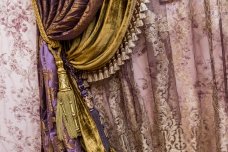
<box><xmin>31</xmin><ymin>0</ymin><xmax>61</xmax><ymax>59</ymax></box>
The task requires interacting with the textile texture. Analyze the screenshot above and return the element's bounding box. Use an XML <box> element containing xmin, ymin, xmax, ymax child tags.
<box><xmin>1</xmin><ymin>0</ymin><xmax>228</xmax><ymax>152</ymax></box>
<box><xmin>39</xmin><ymin>42</ymin><xmax>85</xmax><ymax>151</ymax></box>
<box><xmin>90</xmin><ymin>0</ymin><xmax>228</xmax><ymax>152</ymax></box>
<box><xmin>35</xmin><ymin>0</ymin><xmax>139</xmax><ymax>151</ymax></box>
<box><xmin>35</xmin><ymin>0</ymin><xmax>136</xmax><ymax>70</ymax></box>
<box><xmin>34</xmin><ymin>0</ymin><xmax>110</xmax><ymax>150</ymax></box>
<box><xmin>0</xmin><ymin>0</ymin><xmax>41</xmax><ymax>151</ymax></box>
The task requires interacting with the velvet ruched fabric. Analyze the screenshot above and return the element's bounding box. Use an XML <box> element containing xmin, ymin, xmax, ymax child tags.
<box><xmin>33</xmin><ymin>0</ymin><xmax>138</xmax><ymax>151</ymax></box>
<box><xmin>36</xmin><ymin>0</ymin><xmax>136</xmax><ymax>70</ymax></box>
<box><xmin>67</xmin><ymin>0</ymin><xmax>136</xmax><ymax>70</ymax></box>
<box><xmin>38</xmin><ymin>0</ymin><xmax>103</xmax><ymax>40</ymax></box>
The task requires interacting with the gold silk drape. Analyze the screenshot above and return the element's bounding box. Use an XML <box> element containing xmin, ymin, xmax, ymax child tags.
<box><xmin>67</xmin><ymin>0</ymin><xmax>136</xmax><ymax>70</ymax></box>
<box><xmin>32</xmin><ymin>0</ymin><xmax>148</xmax><ymax>151</ymax></box>
<box><xmin>38</xmin><ymin>0</ymin><xmax>103</xmax><ymax>40</ymax></box>
<box><xmin>34</xmin><ymin>0</ymin><xmax>138</xmax><ymax>71</ymax></box>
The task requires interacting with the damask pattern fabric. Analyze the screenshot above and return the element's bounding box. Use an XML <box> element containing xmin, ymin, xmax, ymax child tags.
<box><xmin>90</xmin><ymin>0</ymin><xmax>228</xmax><ymax>151</ymax></box>
<box><xmin>1</xmin><ymin>0</ymin><xmax>228</xmax><ymax>152</ymax></box>
<box><xmin>0</xmin><ymin>0</ymin><xmax>41</xmax><ymax>151</ymax></box>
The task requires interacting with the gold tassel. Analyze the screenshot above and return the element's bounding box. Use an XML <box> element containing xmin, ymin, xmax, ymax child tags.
<box><xmin>139</xmin><ymin>12</ymin><xmax>146</xmax><ymax>19</ymax></box>
<box><xmin>82</xmin><ymin>72</ymin><xmax>88</xmax><ymax>79</ymax></box>
<box><xmin>98</xmin><ymin>69</ymin><xmax>104</xmax><ymax>80</ymax></box>
<box><xmin>93</xmin><ymin>72</ymin><xmax>98</xmax><ymax>81</ymax></box>
<box><xmin>121</xmin><ymin>50</ymin><xmax>129</xmax><ymax>60</ymax></box>
<box><xmin>126</xmin><ymin>32</ymin><xmax>131</xmax><ymax>40</ymax></box>
<box><xmin>87</xmin><ymin>73</ymin><xmax>93</xmax><ymax>82</ymax></box>
<box><xmin>113</xmin><ymin>59</ymin><xmax>120</xmax><ymax>71</ymax></box>
<box><xmin>123</xmin><ymin>37</ymin><xmax>128</xmax><ymax>46</ymax></box>
<box><xmin>125</xmin><ymin>46</ymin><xmax>133</xmax><ymax>54</ymax></box>
<box><xmin>104</xmin><ymin>67</ymin><xmax>110</xmax><ymax>78</ymax></box>
<box><xmin>109</xmin><ymin>62</ymin><xmax>115</xmax><ymax>75</ymax></box>
<box><xmin>55</xmin><ymin>59</ymin><xmax>80</xmax><ymax>140</ymax></box>
<box><xmin>128</xmin><ymin>40</ymin><xmax>136</xmax><ymax>48</ymax></box>
<box><xmin>129</xmin><ymin>25</ymin><xmax>134</xmax><ymax>33</ymax></box>
<box><xmin>131</xmin><ymin>33</ymin><xmax>139</xmax><ymax>41</ymax></box>
<box><xmin>140</xmin><ymin>3</ymin><xmax>148</xmax><ymax>12</ymax></box>
<box><xmin>57</xmin><ymin>90</ymin><xmax>80</xmax><ymax>138</ymax></box>
<box><xmin>56</xmin><ymin>100</ymin><xmax>64</xmax><ymax>140</ymax></box>
<box><xmin>117</xmin><ymin>54</ymin><xmax>124</xmax><ymax>65</ymax></box>
<box><xmin>136</xmin><ymin>19</ymin><xmax>144</xmax><ymax>27</ymax></box>
<box><xmin>135</xmin><ymin>27</ymin><xmax>142</xmax><ymax>34</ymax></box>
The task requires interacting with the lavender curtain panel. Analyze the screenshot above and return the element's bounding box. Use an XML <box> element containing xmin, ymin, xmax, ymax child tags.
<box><xmin>0</xmin><ymin>0</ymin><xmax>41</xmax><ymax>151</ymax></box>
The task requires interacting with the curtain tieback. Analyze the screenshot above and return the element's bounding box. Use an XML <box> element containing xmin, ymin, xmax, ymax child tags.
<box><xmin>32</xmin><ymin>2</ymin><xmax>108</xmax><ymax>151</ymax></box>
<box><xmin>32</xmin><ymin>0</ymin><xmax>81</xmax><ymax>139</ymax></box>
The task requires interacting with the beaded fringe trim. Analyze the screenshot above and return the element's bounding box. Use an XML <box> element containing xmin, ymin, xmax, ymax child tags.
<box><xmin>83</xmin><ymin>0</ymin><xmax>149</xmax><ymax>82</ymax></box>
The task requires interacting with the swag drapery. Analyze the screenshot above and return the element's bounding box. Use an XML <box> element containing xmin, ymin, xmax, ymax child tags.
<box><xmin>33</xmin><ymin>0</ymin><xmax>228</xmax><ymax>152</ymax></box>
<box><xmin>35</xmin><ymin>0</ymin><xmax>148</xmax><ymax>151</ymax></box>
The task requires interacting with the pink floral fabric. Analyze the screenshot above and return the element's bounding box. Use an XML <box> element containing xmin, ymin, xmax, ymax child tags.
<box><xmin>1</xmin><ymin>0</ymin><xmax>228</xmax><ymax>152</ymax></box>
<box><xmin>0</xmin><ymin>0</ymin><xmax>41</xmax><ymax>151</ymax></box>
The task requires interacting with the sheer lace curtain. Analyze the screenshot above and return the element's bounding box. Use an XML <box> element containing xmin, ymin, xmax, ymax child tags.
<box><xmin>0</xmin><ymin>0</ymin><xmax>41</xmax><ymax>151</ymax></box>
<box><xmin>90</xmin><ymin>0</ymin><xmax>228</xmax><ymax>152</ymax></box>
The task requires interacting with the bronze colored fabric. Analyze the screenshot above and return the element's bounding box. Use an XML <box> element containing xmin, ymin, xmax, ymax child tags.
<box><xmin>67</xmin><ymin>0</ymin><xmax>136</xmax><ymax>70</ymax></box>
<box><xmin>34</xmin><ymin>0</ymin><xmax>138</xmax><ymax>151</ymax></box>
<box><xmin>36</xmin><ymin>0</ymin><xmax>137</xmax><ymax>71</ymax></box>
<box><xmin>34</xmin><ymin>1</ymin><xmax>108</xmax><ymax>151</ymax></box>
<box><xmin>38</xmin><ymin>0</ymin><xmax>103</xmax><ymax>40</ymax></box>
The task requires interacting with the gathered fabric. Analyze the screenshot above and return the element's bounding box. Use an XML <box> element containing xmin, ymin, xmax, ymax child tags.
<box><xmin>66</xmin><ymin>0</ymin><xmax>136</xmax><ymax>70</ymax></box>
<box><xmin>2</xmin><ymin>0</ymin><xmax>228</xmax><ymax>151</ymax></box>
<box><xmin>34</xmin><ymin>0</ymin><xmax>137</xmax><ymax>70</ymax></box>
<box><xmin>32</xmin><ymin>0</ymin><xmax>145</xmax><ymax>151</ymax></box>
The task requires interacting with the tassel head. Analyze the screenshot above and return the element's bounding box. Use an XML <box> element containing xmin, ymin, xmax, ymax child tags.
<box><xmin>98</xmin><ymin>69</ymin><xmax>104</xmax><ymax>80</ymax></box>
<box><xmin>104</xmin><ymin>67</ymin><xmax>110</xmax><ymax>78</ymax></box>
<box><xmin>56</xmin><ymin>60</ymin><xmax>71</xmax><ymax>92</ymax></box>
<box><xmin>55</xmin><ymin>58</ymin><xmax>81</xmax><ymax>140</ymax></box>
<box><xmin>87</xmin><ymin>73</ymin><xmax>93</xmax><ymax>82</ymax></box>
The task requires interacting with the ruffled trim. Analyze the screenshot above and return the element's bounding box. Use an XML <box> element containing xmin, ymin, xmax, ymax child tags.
<box><xmin>83</xmin><ymin>0</ymin><xmax>149</xmax><ymax>82</ymax></box>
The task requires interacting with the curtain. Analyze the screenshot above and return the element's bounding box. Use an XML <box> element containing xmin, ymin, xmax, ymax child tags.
<box><xmin>0</xmin><ymin>0</ymin><xmax>41</xmax><ymax>151</ymax></box>
<box><xmin>36</xmin><ymin>0</ymin><xmax>228</xmax><ymax>151</ymax></box>
<box><xmin>1</xmin><ymin>0</ymin><xmax>228</xmax><ymax>152</ymax></box>
<box><xmin>90</xmin><ymin>0</ymin><xmax>228</xmax><ymax>152</ymax></box>
<box><xmin>35</xmin><ymin>0</ymin><xmax>143</xmax><ymax>151</ymax></box>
